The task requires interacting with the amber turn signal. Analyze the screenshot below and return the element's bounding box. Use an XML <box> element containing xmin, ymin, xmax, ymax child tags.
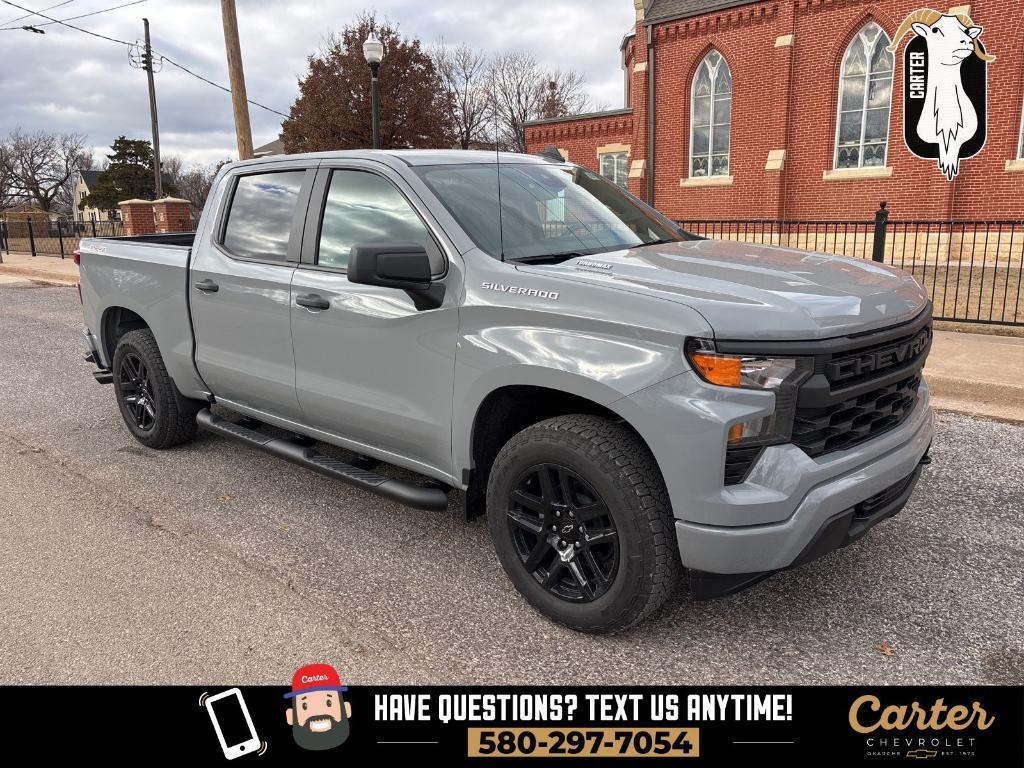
<box><xmin>689</xmin><ymin>352</ymin><xmax>742</xmax><ymax>387</ymax></box>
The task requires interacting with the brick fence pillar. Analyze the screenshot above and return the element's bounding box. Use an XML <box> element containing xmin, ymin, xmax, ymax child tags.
<box><xmin>152</xmin><ymin>197</ymin><xmax>194</xmax><ymax>233</ymax></box>
<box><xmin>118</xmin><ymin>200</ymin><xmax>156</xmax><ymax>236</ymax></box>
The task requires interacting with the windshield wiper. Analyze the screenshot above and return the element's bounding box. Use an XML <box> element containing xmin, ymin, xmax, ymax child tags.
<box><xmin>509</xmin><ymin>251</ymin><xmax>589</xmax><ymax>264</ymax></box>
<box><xmin>636</xmin><ymin>238</ymin><xmax>680</xmax><ymax>248</ymax></box>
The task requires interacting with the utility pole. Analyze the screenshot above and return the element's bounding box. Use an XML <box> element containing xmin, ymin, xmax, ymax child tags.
<box><xmin>143</xmin><ymin>18</ymin><xmax>162</xmax><ymax>198</ymax></box>
<box><xmin>220</xmin><ymin>0</ymin><xmax>254</xmax><ymax>160</ymax></box>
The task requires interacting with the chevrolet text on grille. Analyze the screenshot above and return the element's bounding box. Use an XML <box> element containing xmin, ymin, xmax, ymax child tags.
<box><xmin>481</xmin><ymin>282</ymin><xmax>560</xmax><ymax>300</ymax></box>
<box><xmin>828</xmin><ymin>330</ymin><xmax>931</xmax><ymax>382</ymax></box>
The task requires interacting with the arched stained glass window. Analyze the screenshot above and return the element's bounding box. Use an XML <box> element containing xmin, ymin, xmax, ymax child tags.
<box><xmin>835</xmin><ymin>22</ymin><xmax>894</xmax><ymax>169</ymax></box>
<box><xmin>690</xmin><ymin>51</ymin><xmax>731</xmax><ymax>178</ymax></box>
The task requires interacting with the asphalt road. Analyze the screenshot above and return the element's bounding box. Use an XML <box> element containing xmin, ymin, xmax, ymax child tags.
<box><xmin>1</xmin><ymin>281</ymin><xmax>1022</xmax><ymax>686</ymax></box>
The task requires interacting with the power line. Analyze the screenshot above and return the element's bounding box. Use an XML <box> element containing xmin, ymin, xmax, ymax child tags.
<box><xmin>160</xmin><ymin>55</ymin><xmax>289</xmax><ymax>118</ymax></box>
<box><xmin>0</xmin><ymin>0</ymin><xmax>73</xmax><ymax>27</ymax></box>
<box><xmin>0</xmin><ymin>0</ymin><xmax>148</xmax><ymax>30</ymax></box>
<box><xmin>0</xmin><ymin>0</ymin><xmax>290</xmax><ymax>118</ymax></box>
<box><xmin>0</xmin><ymin>0</ymin><xmax>132</xmax><ymax>43</ymax></box>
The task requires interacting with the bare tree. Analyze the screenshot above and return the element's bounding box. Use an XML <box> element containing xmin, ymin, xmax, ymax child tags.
<box><xmin>0</xmin><ymin>129</ymin><xmax>90</xmax><ymax>214</ymax></box>
<box><xmin>536</xmin><ymin>70</ymin><xmax>590</xmax><ymax>120</ymax></box>
<box><xmin>487</xmin><ymin>52</ymin><xmax>591</xmax><ymax>152</ymax></box>
<box><xmin>432</xmin><ymin>42</ymin><xmax>492</xmax><ymax>150</ymax></box>
<box><xmin>487</xmin><ymin>51</ymin><xmax>540</xmax><ymax>152</ymax></box>
<box><xmin>158</xmin><ymin>153</ymin><xmax>225</xmax><ymax>215</ymax></box>
<box><xmin>0</xmin><ymin>141</ymin><xmax>14</xmax><ymax>211</ymax></box>
<box><xmin>162</xmin><ymin>154</ymin><xmax>184</xmax><ymax>186</ymax></box>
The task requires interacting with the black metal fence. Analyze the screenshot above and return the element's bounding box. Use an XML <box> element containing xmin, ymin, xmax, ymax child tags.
<box><xmin>679</xmin><ymin>203</ymin><xmax>1024</xmax><ymax>327</ymax></box>
<box><xmin>0</xmin><ymin>217</ymin><xmax>125</xmax><ymax>260</ymax></box>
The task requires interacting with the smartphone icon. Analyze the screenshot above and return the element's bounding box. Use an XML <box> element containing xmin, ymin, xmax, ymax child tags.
<box><xmin>205</xmin><ymin>688</ymin><xmax>262</xmax><ymax>760</ymax></box>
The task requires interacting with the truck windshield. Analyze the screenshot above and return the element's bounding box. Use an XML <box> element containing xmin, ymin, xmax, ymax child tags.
<box><xmin>414</xmin><ymin>162</ymin><xmax>686</xmax><ymax>263</ymax></box>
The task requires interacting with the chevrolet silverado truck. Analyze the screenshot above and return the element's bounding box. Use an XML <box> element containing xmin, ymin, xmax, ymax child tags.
<box><xmin>78</xmin><ymin>150</ymin><xmax>934</xmax><ymax>632</ymax></box>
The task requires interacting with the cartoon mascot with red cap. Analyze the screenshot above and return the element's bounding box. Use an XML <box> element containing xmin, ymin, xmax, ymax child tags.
<box><xmin>284</xmin><ymin>663</ymin><xmax>352</xmax><ymax>751</ymax></box>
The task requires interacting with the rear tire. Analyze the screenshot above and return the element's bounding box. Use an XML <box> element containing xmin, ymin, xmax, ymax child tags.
<box><xmin>486</xmin><ymin>415</ymin><xmax>681</xmax><ymax>633</ymax></box>
<box><xmin>112</xmin><ymin>328</ymin><xmax>202</xmax><ymax>449</ymax></box>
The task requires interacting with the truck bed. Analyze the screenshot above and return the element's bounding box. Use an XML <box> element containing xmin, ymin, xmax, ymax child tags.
<box><xmin>78</xmin><ymin>233</ymin><xmax>207</xmax><ymax>399</ymax></box>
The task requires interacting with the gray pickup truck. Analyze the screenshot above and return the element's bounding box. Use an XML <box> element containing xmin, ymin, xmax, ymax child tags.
<box><xmin>78</xmin><ymin>149</ymin><xmax>934</xmax><ymax>632</ymax></box>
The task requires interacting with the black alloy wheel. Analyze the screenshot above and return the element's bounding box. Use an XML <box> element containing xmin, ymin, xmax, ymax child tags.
<box><xmin>111</xmin><ymin>328</ymin><xmax>202</xmax><ymax>449</ymax></box>
<box><xmin>118</xmin><ymin>351</ymin><xmax>157</xmax><ymax>433</ymax></box>
<box><xmin>506</xmin><ymin>463</ymin><xmax>619</xmax><ymax>602</ymax></box>
<box><xmin>486</xmin><ymin>415</ymin><xmax>681</xmax><ymax>633</ymax></box>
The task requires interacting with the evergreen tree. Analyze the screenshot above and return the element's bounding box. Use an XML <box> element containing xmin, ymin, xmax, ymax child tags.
<box><xmin>81</xmin><ymin>137</ymin><xmax>176</xmax><ymax>212</ymax></box>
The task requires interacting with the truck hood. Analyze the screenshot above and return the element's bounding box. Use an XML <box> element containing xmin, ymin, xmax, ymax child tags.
<box><xmin>521</xmin><ymin>239</ymin><xmax>929</xmax><ymax>340</ymax></box>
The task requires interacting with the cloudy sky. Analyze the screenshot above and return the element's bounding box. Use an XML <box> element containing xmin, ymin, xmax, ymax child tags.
<box><xmin>0</xmin><ymin>0</ymin><xmax>633</xmax><ymax>168</ymax></box>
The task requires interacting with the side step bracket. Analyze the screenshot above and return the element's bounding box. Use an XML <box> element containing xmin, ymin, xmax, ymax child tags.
<box><xmin>196</xmin><ymin>409</ymin><xmax>449</xmax><ymax>511</ymax></box>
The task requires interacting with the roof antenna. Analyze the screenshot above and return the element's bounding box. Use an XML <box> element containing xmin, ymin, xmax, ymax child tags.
<box><xmin>493</xmin><ymin>97</ymin><xmax>505</xmax><ymax>262</ymax></box>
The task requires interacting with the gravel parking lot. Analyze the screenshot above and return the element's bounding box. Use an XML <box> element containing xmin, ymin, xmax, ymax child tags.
<box><xmin>1</xmin><ymin>282</ymin><xmax>1022</xmax><ymax>686</ymax></box>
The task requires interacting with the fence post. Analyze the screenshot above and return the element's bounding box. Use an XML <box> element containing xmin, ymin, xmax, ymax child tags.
<box><xmin>872</xmin><ymin>201</ymin><xmax>889</xmax><ymax>263</ymax></box>
<box><xmin>91</xmin><ymin>219</ymin><xmax>97</xmax><ymax>239</ymax></box>
<box><xmin>0</xmin><ymin>220</ymin><xmax>7</xmax><ymax>263</ymax></box>
<box><xmin>27</xmin><ymin>217</ymin><xmax>37</xmax><ymax>257</ymax></box>
<box><xmin>57</xmin><ymin>218</ymin><xmax>65</xmax><ymax>259</ymax></box>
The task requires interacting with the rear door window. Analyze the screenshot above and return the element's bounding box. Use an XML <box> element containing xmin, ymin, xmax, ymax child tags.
<box><xmin>222</xmin><ymin>171</ymin><xmax>306</xmax><ymax>261</ymax></box>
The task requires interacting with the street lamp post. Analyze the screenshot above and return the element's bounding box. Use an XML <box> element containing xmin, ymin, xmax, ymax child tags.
<box><xmin>362</xmin><ymin>33</ymin><xmax>384</xmax><ymax>150</ymax></box>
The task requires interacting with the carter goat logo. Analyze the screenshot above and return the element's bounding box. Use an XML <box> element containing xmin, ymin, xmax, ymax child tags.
<box><xmin>890</xmin><ymin>9</ymin><xmax>994</xmax><ymax>180</ymax></box>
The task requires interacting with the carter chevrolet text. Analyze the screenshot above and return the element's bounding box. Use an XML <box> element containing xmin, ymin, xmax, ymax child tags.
<box><xmin>78</xmin><ymin>150</ymin><xmax>933</xmax><ymax>632</ymax></box>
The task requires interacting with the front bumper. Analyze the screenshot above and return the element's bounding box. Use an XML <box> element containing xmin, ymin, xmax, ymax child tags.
<box><xmin>687</xmin><ymin>457</ymin><xmax>927</xmax><ymax>598</ymax></box>
<box><xmin>614</xmin><ymin>365</ymin><xmax>934</xmax><ymax>597</ymax></box>
<box><xmin>673</xmin><ymin>389</ymin><xmax>932</xmax><ymax>582</ymax></box>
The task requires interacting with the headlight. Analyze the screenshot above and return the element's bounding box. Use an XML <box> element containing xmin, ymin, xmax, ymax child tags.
<box><xmin>685</xmin><ymin>338</ymin><xmax>812</xmax><ymax>446</ymax></box>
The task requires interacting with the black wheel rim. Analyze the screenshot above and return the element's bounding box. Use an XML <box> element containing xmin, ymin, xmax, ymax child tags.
<box><xmin>506</xmin><ymin>463</ymin><xmax>619</xmax><ymax>603</ymax></box>
<box><xmin>118</xmin><ymin>352</ymin><xmax>156</xmax><ymax>432</ymax></box>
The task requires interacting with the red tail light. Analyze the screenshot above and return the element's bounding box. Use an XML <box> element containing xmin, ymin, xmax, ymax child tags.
<box><xmin>72</xmin><ymin>250</ymin><xmax>81</xmax><ymax>265</ymax></box>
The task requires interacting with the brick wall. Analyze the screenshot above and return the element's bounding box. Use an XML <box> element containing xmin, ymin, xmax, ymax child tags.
<box><xmin>152</xmin><ymin>198</ymin><xmax>193</xmax><ymax>234</ymax></box>
<box><xmin>120</xmin><ymin>198</ymin><xmax>195</xmax><ymax>236</ymax></box>
<box><xmin>119</xmin><ymin>200</ymin><xmax>156</xmax><ymax>236</ymax></box>
<box><xmin>526</xmin><ymin>0</ymin><xmax>1024</xmax><ymax>221</ymax></box>
<box><xmin>526</xmin><ymin>111</ymin><xmax>637</xmax><ymax>178</ymax></box>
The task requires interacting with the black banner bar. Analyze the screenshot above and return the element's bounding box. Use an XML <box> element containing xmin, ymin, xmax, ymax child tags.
<box><xmin>4</xmin><ymin>686</ymin><xmax>1020</xmax><ymax>764</ymax></box>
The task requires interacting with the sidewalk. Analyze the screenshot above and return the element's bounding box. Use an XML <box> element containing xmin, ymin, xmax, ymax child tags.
<box><xmin>1</xmin><ymin>249</ymin><xmax>1022</xmax><ymax>421</ymax></box>
<box><xmin>925</xmin><ymin>330</ymin><xmax>1024</xmax><ymax>423</ymax></box>
<box><xmin>0</xmin><ymin>251</ymin><xmax>79</xmax><ymax>285</ymax></box>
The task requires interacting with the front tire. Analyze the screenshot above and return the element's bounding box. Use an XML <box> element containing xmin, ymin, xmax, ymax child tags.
<box><xmin>487</xmin><ymin>415</ymin><xmax>681</xmax><ymax>633</ymax></box>
<box><xmin>112</xmin><ymin>328</ymin><xmax>201</xmax><ymax>449</ymax></box>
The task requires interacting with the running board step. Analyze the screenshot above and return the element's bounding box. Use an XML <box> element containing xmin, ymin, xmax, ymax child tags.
<box><xmin>196</xmin><ymin>409</ymin><xmax>449</xmax><ymax>511</ymax></box>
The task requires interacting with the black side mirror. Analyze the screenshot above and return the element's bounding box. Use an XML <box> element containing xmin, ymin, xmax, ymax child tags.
<box><xmin>348</xmin><ymin>243</ymin><xmax>433</xmax><ymax>291</ymax></box>
<box><xmin>347</xmin><ymin>243</ymin><xmax>445</xmax><ymax>310</ymax></box>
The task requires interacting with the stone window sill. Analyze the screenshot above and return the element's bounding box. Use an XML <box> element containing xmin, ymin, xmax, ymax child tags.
<box><xmin>1005</xmin><ymin>159</ymin><xmax>1024</xmax><ymax>173</ymax></box>
<box><xmin>681</xmin><ymin>175</ymin><xmax>734</xmax><ymax>188</ymax></box>
<box><xmin>822</xmin><ymin>166</ymin><xmax>893</xmax><ymax>181</ymax></box>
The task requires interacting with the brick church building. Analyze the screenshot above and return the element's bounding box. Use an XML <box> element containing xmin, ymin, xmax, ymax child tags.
<box><xmin>524</xmin><ymin>0</ymin><xmax>1024</xmax><ymax>222</ymax></box>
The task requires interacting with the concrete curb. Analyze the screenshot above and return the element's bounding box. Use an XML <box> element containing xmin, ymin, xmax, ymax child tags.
<box><xmin>927</xmin><ymin>375</ymin><xmax>1024</xmax><ymax>424</ymax></box>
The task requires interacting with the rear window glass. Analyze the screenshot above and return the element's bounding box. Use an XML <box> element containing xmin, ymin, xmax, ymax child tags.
<box><xmin>222</xmin><ymin>171</ymin><xmax>305</xmax><ymax>261</ymax></box>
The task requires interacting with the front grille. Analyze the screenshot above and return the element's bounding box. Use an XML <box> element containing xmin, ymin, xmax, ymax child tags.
<box><xmin>792</xmin><ymin>374</ymin><xmax>920</xmax><ymax>457</ymax></box>
<box><xmin>716</xmin><ymin>308</ymin><xmax>932</xmax><ymax>481</ymax></box>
